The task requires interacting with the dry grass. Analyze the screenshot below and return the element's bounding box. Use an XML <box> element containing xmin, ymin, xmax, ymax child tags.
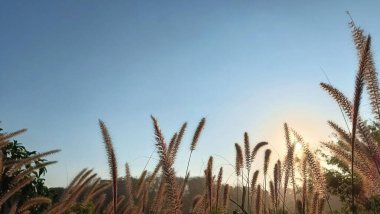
<box><xmin>321</xmin><ymin>20</ymin><xmax>380</xmax><ymax>210</ymax></box>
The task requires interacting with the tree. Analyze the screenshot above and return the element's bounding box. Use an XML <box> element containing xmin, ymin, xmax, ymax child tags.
<box><xmin>0</xmin><ymin>127</ymin><xmax>59</xmax><ymax>213</ymax></box>
<box><xmin>3</xmin><ymin>141</ymin><xmax>48</xmax><ymax>212</ymax></box>
<box><xmin>320</xmin><ymin>132</ymin><xmax>380</xmax><ymax>213</ymax></box>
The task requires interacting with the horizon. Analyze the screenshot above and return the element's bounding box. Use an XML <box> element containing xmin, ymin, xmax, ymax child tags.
<box><xmin>2</xmin><ymin>1</ymin><xmax>380</xmax><ymax>188</ymax></box>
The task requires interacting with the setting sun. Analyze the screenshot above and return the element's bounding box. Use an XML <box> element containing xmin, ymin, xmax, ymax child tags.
<box><xmin>294</xmin><ymin>142</ymin><xmax>303</xmax><ymax>156</ymax></box>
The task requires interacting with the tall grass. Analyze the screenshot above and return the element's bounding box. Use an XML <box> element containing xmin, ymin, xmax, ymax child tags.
<box><xmin>321</xmin><ymin>21</ymin><xmax>380</xmax><ymax>212</ymax></box>
<box><xmin>1</xmin><ymin>106</ymin><xmax>331</xmax><ymax>214</ymax></box>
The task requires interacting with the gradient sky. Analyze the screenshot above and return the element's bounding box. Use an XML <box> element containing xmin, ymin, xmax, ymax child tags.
<box><xmin>2</xmin><ymin>1</ymin><xmax>380</xmax><ymax>187</ymax></box>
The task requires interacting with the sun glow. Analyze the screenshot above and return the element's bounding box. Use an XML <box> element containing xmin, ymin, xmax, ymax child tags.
<box><xmin>294</xmin><ymin>142</ymin><xmax>303</xmax><ymax>156</ymax></box>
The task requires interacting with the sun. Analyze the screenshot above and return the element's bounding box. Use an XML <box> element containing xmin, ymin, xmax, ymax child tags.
<box><xmin>294</xmin><ymin>142</ymin><xmax>303</xmax><ymax>156</ymax></box>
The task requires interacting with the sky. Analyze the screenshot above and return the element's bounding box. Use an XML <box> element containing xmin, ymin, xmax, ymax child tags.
<box><xmin>1</xmin><ymin>0</ymin><xmax>380</xmax><ymax>187</ymax></box>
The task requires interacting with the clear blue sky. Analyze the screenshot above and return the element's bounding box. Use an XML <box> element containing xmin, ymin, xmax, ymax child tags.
<box><xmin>1</xmin><ymin>1</ymin><xmax>380</xmax><ymax>187</ymax></box>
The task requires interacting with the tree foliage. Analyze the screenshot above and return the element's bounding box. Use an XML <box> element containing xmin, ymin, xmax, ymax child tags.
<box><xmin>321</xmin><ymin>129</ymin><xmax>380</xmax><ymax>213</ymax></box>
<box><xmin>0</xmin><ymin>127</ymin><xmax>52</xmax><ymax>213</ymax></box>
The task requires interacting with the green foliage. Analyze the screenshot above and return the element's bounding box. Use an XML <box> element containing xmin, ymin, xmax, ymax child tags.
<box><xmin>5</xmin><ymin>140</ymin><xmax>49</xmax><ymax>193</ymax></box>
<box><xmin>320</xmin><ymin>137</ymin><xmax>380</xmax><ymax>213</ymax></box>
<box><xmin>47</xmin><ymin>187</ymin><xmax>65</xmax><ymax>203</ymax></box>
<box><xmin>323</xmin><ymin>154</ymin><xmax>361</xmax><ymax>212</ymax></box>
<box><xmin>65</xmin><ymin>202</ymin><xmax>94</xmax><ymax>214</ymax></box>
<box><xmin>0</xmin><ymin>128</ymin><xmax>51</xmax><ymax>213</ymax></box>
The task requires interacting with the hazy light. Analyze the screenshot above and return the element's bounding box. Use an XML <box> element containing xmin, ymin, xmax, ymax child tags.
<box><xmin>294</xmin><ymin>142</ymin><xmax>303</xmax><ymax>156</ymax></box>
